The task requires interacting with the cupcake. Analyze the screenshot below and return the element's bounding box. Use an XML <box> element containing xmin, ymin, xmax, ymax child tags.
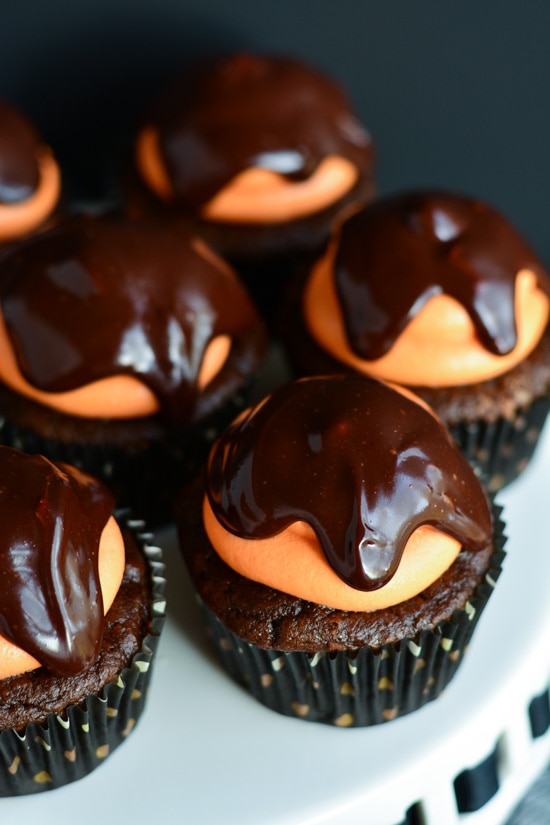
<box><xmin>0</xmin><ymin>212</ymin><xmax>268</xmax><ymax>521</ymax></box>
<box><xmin>131</xmin><ymin>53</ymin><xmax>375</xmax><ymax>315</ymax></box>
<box><xmin>0</xmin><ymin>445</ymin><xmax>165</xmax><ymax>795</ymax></box>
<box><xmin>0</xmin><ymin>100</ymin><xmax>61</xmax><ymax>247</ymax></box>
<box><xmin>282</xmin><ymin>190</ymin><xmax>550</xmax><ymax>491</ymax></box>
<box><xmin>177</xmin><ymin>374</ymin><xmax>505</xmax><ymax>727</ymax></box>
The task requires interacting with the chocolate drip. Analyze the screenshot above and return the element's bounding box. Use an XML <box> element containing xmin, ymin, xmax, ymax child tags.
<box><xmin>0</xmin><ymin>101</ymin><xmax>41</xmax><ymax>205</ymax></box>
<box><xmin>0</xmin><ymin>215</ymin><xmax>263</xmax><ymax>425</ymax></box>
<box><xmin>207</xmin><ymin>375</ymin><xmax>492</xmax><ymax>591</ymax></box>
<box><xmin>152</xmin><ymin>53</ymin><xmax>372</xmax><ymax>207</ymax></box>
<box><xmin>0</xmin><ymin>447</ymin><xmax>114</xmax><ymax>676</ymax></box>
<box><xmin>333</xmin><ymin>191</ymin><xmax>550</xmax><ymax>358</ymax></box>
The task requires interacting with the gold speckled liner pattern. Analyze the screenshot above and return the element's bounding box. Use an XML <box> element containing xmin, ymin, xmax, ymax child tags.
<box><xmin>199</xmin><ymin>508</ymin><xmax>505</xmax><ymax>727</ymax></box>
<box><xmin>450</xmin><ymin>395</ymin><xmax>550</xmax><ymax>492</ymax></box>
<box><xmin>0</xmin><ymin>517</ymin><xmax>166</xmax><ymax>796</ymax></box>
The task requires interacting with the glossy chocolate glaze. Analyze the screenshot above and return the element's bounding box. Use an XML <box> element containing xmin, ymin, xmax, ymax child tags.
<box><xmin>0</xmin><ymin>101</ymin><xmax>41</xmax><ymax>205</ymax></box>
<box><xmin>151</xmin><ymin>53</ymin><xmax>372</xmax><ymax>208</ymax></box>
<box><xmin>207</xmin><ymin>375</ymin><xmax>492</xmax><ymax>591</ymax></box>
<box><xmin>333</xmin><ymin>191</ymin><xmax>550</xmax><ymax>358</ymax></box>
<box><xmin>0</xmin><ymin>214</ymin><xmax>264</xmax><ymax>425</ymax></box>
<box><xmin>0</xmin><ymin>447</ymin><xmax>114</xmax><ymax>676</ymax></box>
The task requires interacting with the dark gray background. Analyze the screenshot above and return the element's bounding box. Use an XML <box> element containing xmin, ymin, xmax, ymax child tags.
<box><xmin>1</xmin><ymin>0</ymin><xmax>549</xmax><ymax>264</ymax></box>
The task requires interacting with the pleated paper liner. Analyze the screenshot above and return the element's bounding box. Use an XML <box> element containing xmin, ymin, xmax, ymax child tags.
<box><xmin>0</xmin><ymin>516</ymin><xmax>166</xmax><ymax>796</ymax></box>
<box><xmin>450</xmin><ymin>395</ymin><xmax>550</xmax><ymax>492</ymax></box>
<box><xmin>198</xmin><ymin>506</ymin><xmax>505</xmax><ymax>728</ymax></box>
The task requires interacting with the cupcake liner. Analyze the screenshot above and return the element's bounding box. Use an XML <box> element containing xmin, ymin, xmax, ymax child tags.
<box><xmin>449</xmin><ymin>395</ymin><xmax>550</xmax><ymax>492</ymax></box>
<box><xmin>0</xmin><ymin>517</ymin><xmax>166</xmax><ymax>796</ymax></box>
<box><xmin>198</xmin><ymin>506</ymin><xmax>505</xmax><ymax>727</ymax></box>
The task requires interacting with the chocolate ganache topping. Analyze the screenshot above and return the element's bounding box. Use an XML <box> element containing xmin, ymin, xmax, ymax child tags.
<box><xmin>207</xmin><ymin>375</ymin><xmax>492</xmax><ymax>591</ymax></box>
<box><xmin>152</xmin><ymin>53</ymin><xmax>372</xmax><ymax>208</ymax></box>
<box><xmin>0</xmin><ymin>447</ymin><xmax>115</xmax><ymax>676</ymax></box>
<box><xmin>332</xmin><ymin>191</ymin><xmax>550</xmax><ymax>359</ymax></box>
<box><xmin>0</xmin><ymin>101</ymin><xmax>41</xmax><ymax>205</ymax></box>
<box><xmin>0</xmin><ymin>214</ymin><xmax>265</xmax><ymax>425</ymax></box>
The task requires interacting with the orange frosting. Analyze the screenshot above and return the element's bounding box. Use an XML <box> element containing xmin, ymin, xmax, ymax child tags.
<box><xmin>136</xmin><ymin>126</ymin><xmax>172</xmax><ymax>201</ymax></box>
<box><xmin>0</xmin><ymin>309</ymin><xmax>232</xmax><ymax>419</ymax></box>
<box><xmin>203</xmin><ymin>497</ymin><xmax>462</xmax><ymax>612</ymax></box>
<box><xmin>0</xmin><ymin>149</ymin><xmax>60</xmax><ymax>243</ymax></box>
<box><xmin>304</xmin><ymin>236</ymin><xmax>550</xmax><ymax>386</ymax></box>
<box><xmin>0</xmin><ymin>223</ymin><xmax>254</xmax><ymax>420</ymax></box>
<box><xmin>136</xmin><ymin>126</ymin><xmax>359</xmax><ymax>224</ymax></box>
<box><xmin>0</xmin><ymin>515</ymin><xmax>125</xmax><ymax>679</ymax></box>
<box><xmin>203</xmin><ymin>382</ymin><xmax>472</xmax><ymax>611</ymax></box>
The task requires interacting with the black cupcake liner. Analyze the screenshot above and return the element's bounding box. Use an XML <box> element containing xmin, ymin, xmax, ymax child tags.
<box><xmin>198</xmin><ymin>507</ymin><xmax>505</xmax><ymax>727</ymax></box>
<box><xmin>0</xmin><ymin>517</ymin><xmax>166</xmax><ymax>796</ymax></box>
<box><xmin>449</xmin><ymin>395</ymin><xmax>550</xmax><ymax>492</ymax></box>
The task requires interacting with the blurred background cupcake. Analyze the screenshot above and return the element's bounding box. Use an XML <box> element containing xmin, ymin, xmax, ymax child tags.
<box><xmin>0</xmin><ymin>211</ymin><xmax>269</xmax><ymax>522</ymax></box>
<box><xmin>0</xmin><ymin>446</ymin><xmax>165</xmax><ymax>795</ymax></box>
<box><xmin>0</xmin><ymin>100</ymin><xmax>61</xmax><ymax>249</ymax></box>
<box><xmin>129</xmin><ymin>53</ymin><xmax>375</xmax><ymax>319</ymax></box>
<box><xmin>177</xmin><ymin>374</ymin><xmax>505</xmax><ymax>726</ymax></box>
<box><xmin>282</xmin><ymin>190</ymin><xmax>550</xmax><ymax>491</ymax></box>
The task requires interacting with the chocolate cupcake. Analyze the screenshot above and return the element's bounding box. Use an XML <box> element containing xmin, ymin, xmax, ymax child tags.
<box><xmin>131</xmin><ymin>53</ymin><xmax>375</xmax><ymax>316</ymax></box>
<box><xmin>0</xmin><ymin>212</ymin><xmax>268</xmax><ymax>521</ymax></box>
<box><xmin>0</xmin><ymin>446</ymin><xmax>165</xmax><ymax>795</ymax></box>
<box><xmin>0</xmin><ymin>100</ymin><xmax>61</xmax><ymax>247</ymax></box>
<box><xmin>177</xmin><ymin>374</ymin><xmax>505</xmax><ymax>727</ymax></box>
<box><xmin>282</xmin><ymin>190</ymin><xmax>550</xmax><ymax>491</ymax></box>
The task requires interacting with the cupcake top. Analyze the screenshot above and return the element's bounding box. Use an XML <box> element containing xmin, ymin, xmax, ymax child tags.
<box><xmin>0</xmin><ymin>213</ymin><xmax>267</xmax><ymax>424</ymax></box>
<box><xmin>204</xmin><ymin>374</ymin><xmax>493</xmax><ymax>611</ymax></box>
<box><xmin>303</xmin><ymin>191</ymin><xmax>550</xmax><ymax>386</ymax></box>
<box><xmin>0</xmin><ymin>100</ymin><xmax>61</xmax><ymax>243</ymax></box>
<box><xmin>0</xmin><ymin>447</ymin><xmax>124</xmax><ymax>679</ymax></box>
<box><xmin>136</xmin><ymin>53</ymin><xmax>373</xmax><ymax>224</ymax></box>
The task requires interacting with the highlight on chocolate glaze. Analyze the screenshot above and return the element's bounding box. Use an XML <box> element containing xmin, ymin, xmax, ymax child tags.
<box><xmin>304</xmin><ymin>190</ymin><xmax>550</xmax><ymax>386</ymax></box>
<box><xmin>206</xmin><ymin>374</ymin><xmax>493</xmax><ymax>600</ymax></box>
<box><xmin>135</xmin><ymin>53</ymin><xmax>374</xmax><ymax>223</ymax></box>
<box><xmin>0</xmin><ymin>447</ymin><xmax>121</xmax><ymax>679</ymax></box>
<box><xmin>0</xmin><ymin>100</ymin><xmax>61</xmax><ymax>242</ymax></box>
<box><xmin>0</xmin><ymin>213</ymin><xmax>267</xmax><ymax>423</ymax></box>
